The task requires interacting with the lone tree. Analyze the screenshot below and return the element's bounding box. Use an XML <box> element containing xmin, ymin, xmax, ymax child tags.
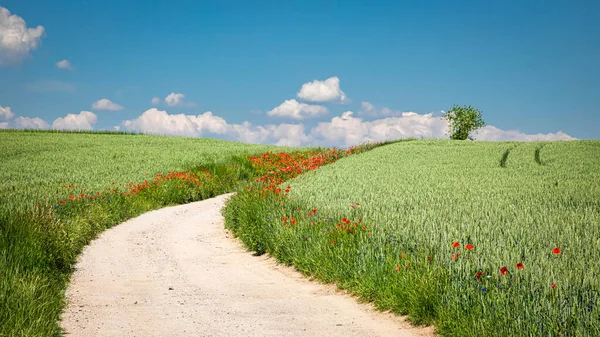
<box><xmin>442</xmin><ymin>105</ymin><xmax>485</xmax><ymax>140</ymax></box>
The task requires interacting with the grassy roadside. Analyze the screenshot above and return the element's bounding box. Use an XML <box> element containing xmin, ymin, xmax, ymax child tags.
<box><xmin>223</xmin><ymin>140</ymin><xmax>600</xmax><ymax>336</ymax></box>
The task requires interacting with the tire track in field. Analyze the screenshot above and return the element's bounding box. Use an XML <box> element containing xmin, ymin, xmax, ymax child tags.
<box><xmin>60</xmin><ymin>194</ymin><xmax>434</xmax><ymax>337</ymax></box>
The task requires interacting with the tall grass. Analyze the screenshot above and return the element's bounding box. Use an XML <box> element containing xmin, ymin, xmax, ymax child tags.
<box><xmin>224</xmin><ymin>139</ymin><xmax>600</xmax><ymax>336</ymax></box>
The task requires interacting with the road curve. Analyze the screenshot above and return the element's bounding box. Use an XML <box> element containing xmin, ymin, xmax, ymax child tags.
<box><xmin>61</xmin><ymin>194</ymin><xmax>433</xmax><ymax>337</ymax></box>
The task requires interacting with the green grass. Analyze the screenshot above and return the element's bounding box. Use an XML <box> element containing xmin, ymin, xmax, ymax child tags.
<box><xmin>0</xmin><ymin>130</ymin><xmax>300</xmax><ymax>336</ymax></box>
<box><xmin>224</xmin><ymin>139</ymin><xmax>600</xmax><ymax>336</ymax></box>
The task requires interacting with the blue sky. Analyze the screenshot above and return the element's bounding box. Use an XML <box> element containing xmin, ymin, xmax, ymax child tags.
<box><xmin>0</xmin><ymin>0</ymin><xmax>598</xmax><ymax>145</ymax></box>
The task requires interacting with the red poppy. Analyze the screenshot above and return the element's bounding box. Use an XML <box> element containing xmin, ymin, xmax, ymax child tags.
<box><xmin>551</xmin><ymin>282</ymin><xmax>556</xmax><ymax>289</ymax></box>
<box><xmin>465</xmin><ymin>244</ymin><xmax>474</xmax><ymax>251</ymax></box>
<box><xmin>452</xmin><ymin>254</ymin><xmax>457</xmax><ymax>261</ymax></box>
<box><xmin>552</xmin><ymin>247</ymin><xmax>561</xmax><ymax>255</ymax></box>
<box><xmin>452</xmin><ymin>242</ymin><xmax>460</xmax><ymax>248</ymax></box>
<box><xmin>500</xmin><ymin>266</ymin><xmax>509</xmax><ymax>275</ymax></box>
<box><xmin>395</xmin><ymin>265</ymin><xmax>401</xmax><ymax>272</ymax></box>
<box><xmin>291</xmin><ymin>217</ymin><xmax>296</xmax><ymax>225</ymax></box>
<box><xmin>516</xmin><ymin>262</ymin><xmax>524</xmax><ymax>270</ymax></box>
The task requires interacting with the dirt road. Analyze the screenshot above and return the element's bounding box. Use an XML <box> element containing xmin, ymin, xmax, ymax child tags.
<box><xmin>61</xmin><ymin>194</ymin><xmax>433</xmax><ymax>337</ymax></box>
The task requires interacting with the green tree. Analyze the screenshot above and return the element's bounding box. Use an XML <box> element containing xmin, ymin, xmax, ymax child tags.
<box><xmin>442</xmin><ymin>105</ymin><xmax>485</xmax><ymax>140</ymax></box>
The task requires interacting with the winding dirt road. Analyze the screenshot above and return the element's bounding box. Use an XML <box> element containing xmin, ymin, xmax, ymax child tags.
<box><xmin>61</xmin><ymin>194</ymin><xmax>433</xmax><ymax>336</ymax></box>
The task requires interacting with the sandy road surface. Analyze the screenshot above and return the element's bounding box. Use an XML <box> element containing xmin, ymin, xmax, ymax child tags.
<box><xmin>61</xmin><ymin>194</ymin><xmax>433</xmax><ymax>337</ymax></box>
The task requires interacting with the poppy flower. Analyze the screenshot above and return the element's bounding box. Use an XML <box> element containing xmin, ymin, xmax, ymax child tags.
<box><xmin>452</xmin><ymin>254</ymin><xmax>457</xmax><ymax>261</ymax></box>
<box><xmin>500</xmin><ymin>266</ymin><xmax>509</xmax><ymax>275</ymax></box>
<box><xmin>516</xmin><ymin>262</ymin><xmax>524</xmax><ymax>270</ymax></box>
<box><xmin>395</xmin><ymin>265</ymin><xmax>401</xmax><ymax>272</ymax></box>
<box><xmin>552</xmin><ymin>247</ymin><xmax>561</xmax><ymax>255</ymax></box>
<box><xmin>465</xmin><ymin>244</ymin><xmax>474</xmax><ymax>251</ymax></box>
<box><xmin>551</xmin><ymin>282</ymin><xmax>556</xmax><ymax>289</ymax></box>
<box><xmin>452</xmin><ymin>242</ymin><xmax>460</xmax><ymax>248</ymax></box>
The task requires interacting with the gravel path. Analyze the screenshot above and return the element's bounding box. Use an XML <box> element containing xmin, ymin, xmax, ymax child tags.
<box><xmin>61</xmin><ymin>194</ymin><xmax>433</xmax><ymax>337</ymax></box>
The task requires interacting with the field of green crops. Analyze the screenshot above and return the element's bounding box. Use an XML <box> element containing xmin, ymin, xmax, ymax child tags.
<box><xmin>0</xmin><ymin>130</ymin><xmax>296</xmax><ymax>336</ymax></box>
<box><xmin>0</xmin><ymin>130</ymin><xmax>284</xmax><ymax>214</ymax></box>
<box><xmin>225</xmin><ymin>140</ymin><xmax>600</xmax><ymax>336</ymax></box>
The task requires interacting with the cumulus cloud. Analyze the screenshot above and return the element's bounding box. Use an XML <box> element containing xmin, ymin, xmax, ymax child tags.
<box><xmin>267</xmin><ymin>99</ymin><xmax>328</xmax><ymax>120</ymax></box>
<box><xmin>0</xmin><ymin>105</ymin><xmax>14</xmax><ymax>119</ymax></box>
<box><xmin>118</xmin><ymin>107</ymin><xmax>575</xmax><ymax>148</ymax></box>
<box><xmin>164</xmin><ymin>92</ymin><xmax>196</xmax><ymax>107</ymax></box>
<box><xmin>474</xmin><ymin>125</ymin><xmax>576</xmax><ymax>141</ymax></box>
<box><xmin>14</xmin><ymin>116</ymin><xmax>50</xmax><ymax>129</ymax></box>
<box><xmin>121</xmin><ymin>108</ymin><xmax>227</xmax><ymax>137</ymax></box>
<box><xmin>52</xmin><ymin>111</ymin><xmax>97</xmax><ymax>130</ymax></box>
<box><xmin>151</xmin><ymin>96</ymin><xmax>160</xmax><ymax>105</ymax></box>
<box><xmin>92</xmin><ymin>98</ymin><xmax>124</xmax><ymax>111</ymax></box>
<box><xmin>310</xmin><ymin>111</ymin><xmax>449</xmax><ymax>147</ymax></box>
<box><xmin>120</xmin><ymin>108</ymin><xmax>311</xmax><ymax>146</ymax></box>
<box><xmin>0</xmin><ymin>6</ymin><xmax>45</xmax><ymax>66</ymax></box>
<box><xmin>297</xmin><ymin>76</ymin><xmax>348</xmax><ymax>103</ymax></box>
<box><xmin>56</xmin><ymin>59</ymin><xmax>71</xmax><ymax>70</ymax></box>
<box><xmin>0</xmin><ymin>122</ymin><xmax>8</xmax><ymax>129</ymax></box>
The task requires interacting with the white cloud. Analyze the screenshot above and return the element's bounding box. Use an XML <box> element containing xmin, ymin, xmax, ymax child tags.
<box><xmin>297</xmin><ymin>76</ymin><xmax>348</xmax><ymax>103</ymax></box>
<box><xmin>0</xmin><ymin>122</ymin><xmax>8</xmax><ymax>129</ymax></box>
<box><xmin>120</xmin><ymin>108</ymin><xmax>311</xmax><ymax>146</ymax></box>
<box><xmin>14</xmin><ymin>116</ymin><xmax>50</xmax><ymax>129</ymax></box>
<box><xmin>474</xmin><ymin>125</ymin><xmax>576</xmax><ymax>141</ymax></box>
<box><xmin>267</xmin><ymin>99</ymin><xmax>328</xmax><ymax>120</ymax></box>
<box><xmin>0</xmin><ymin>105</ymin><xmax>14</xmax><ymax>119</ymax></box>
<box><xmin>164</xmin><ymin>92</ymin><xmax>195</xmax><ymax>107</ymax></box>
<box><xmin>121</xmin><ymin>108</ymin><xmax>227</xmax><ymax>137</ymax></box>
<box><xmin>151</xmin><ymin>96</ymin><xmax>160</xmax><ymax>105</ymax></box>
<box><xmin>56</xmin><ymin>59</ymin><xmax>71</xmax><ymax>70</ymax></box>
<box><xmin>92</xmin><ymin>98</ymin><xmax>124</xmax><ymax>111</ymax></box>
<box><xmin>119</xmin><ymin>107</ymin><xmax>575</xmax><ymax>148</ymax></box>
<box><xmin>26</xmin><ymin>80</ymin><xmax>76</xmax><ymax>93</ymax></box>
<box><xmin>310</xmin><ymin>110</ymin><xmax>576</xmax><ymax>146</ymax></box>
<box><xmin>0</xmin><ymin>6</ymin><xmax>45</xmax><ymax>66</ymax></box>
<box><xmin>52</xmin><ymin>111</ymin><xmax>97</xmax><ymax>130</ymax></box>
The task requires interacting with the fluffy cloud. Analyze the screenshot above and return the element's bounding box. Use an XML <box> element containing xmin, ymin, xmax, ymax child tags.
<box><xmin>92</xmin><ymin>98</ymin><xmax>124</xmax><ymax>111</ymax></box>
<box><xmin>52</xmin><ymin>111</ymin><xmax>97</xmax><ymax>130</ymax></box>
<box><xmin>121</xmin><ymin>108</ymin><xmax>227</xmax><ymax>137</ymax></box>
<box><xmin>118</xmin><ymin>107</ymin><xmax>576</xmax><ymax>147</ymax></box>
<box><xmin>121</xmin><ymin>108</ymin><xmax>311</xmax><ymax>146</ymax></box>
<box><xmin>267</xmin><ymin>99</ymin><xmax>328</xmax><ymax>120</ymax></box>
<box><xmin>474</xmin><ymin>125</ymin><xmax>576</xmax><ymax>141</ymax></box>
<box><xmin>311</xmin><ymin>111</ymin><xmax>448</xmax><ymax>147</ymax></box>
<box><xmin>0</xmin><ymin>105</ymin><xmax>14</xmax><ymax>119</ymax></box>
<box><xmin>151</xmin><ymin>96</ymin><xmax>160</xmax><ymax>105</ymax></box>
<box><xmin>0</xmin><ymin>122</ymin><xmax>8</xmax><ymax>129</ymax></box>
<box><xmin>297</xmin><ymin>76</ymin><xmax>348</xmax><ymax>103</ymax></box>
<box><xmin>56</xmin><ymin>59</ymin><xmax>72</xmax><ymax>70</ymax></box>
<box><xmin>0</xmin><ymin>6</ymin><xmax>45</xmax><ymax>66</ymax></box>
<box><xmin>164</xmin><ymin>92</ymin><xmax>195</xmax><ymax>107</ymax></box>
<box><xmin>14</xmin><ymin>116</ymin><xmax>50</xmax><ymax>129</ymax></box>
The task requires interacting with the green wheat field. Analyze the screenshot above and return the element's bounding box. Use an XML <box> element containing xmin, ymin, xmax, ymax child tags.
<box><xmin>1</xmin><ymin>130</ymin><xmax>599</xmax><ymax>336</ymax></box>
